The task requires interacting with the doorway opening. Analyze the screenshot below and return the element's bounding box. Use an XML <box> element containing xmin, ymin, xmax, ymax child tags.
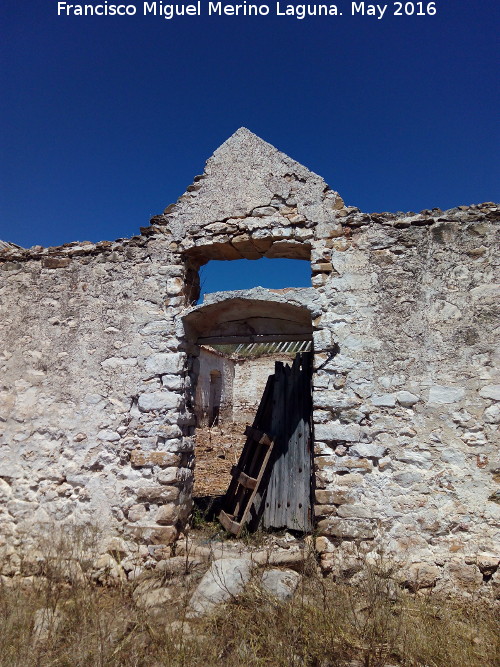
<box><xmin>183</xmin><ymin>292</ymin><xmax>315</xmax><ymax>534</ymax></box>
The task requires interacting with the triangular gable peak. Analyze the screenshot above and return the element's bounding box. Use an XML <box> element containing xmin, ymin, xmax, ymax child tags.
<box><xmin>154</xmin><ymin>128</ymin><xmax>345</xmax><ymax>254</ymax></box>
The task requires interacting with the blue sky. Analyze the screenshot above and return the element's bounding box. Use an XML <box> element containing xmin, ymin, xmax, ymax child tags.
<box><xmin>1</xmin><ymin>1</ymin><xmax>498</xmax><ymax>293</ymax></box>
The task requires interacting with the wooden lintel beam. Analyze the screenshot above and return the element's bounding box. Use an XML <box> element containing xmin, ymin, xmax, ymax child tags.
<box><xmin>197</xmin><ymin>333</ymin><xmax>312</xmax><ymax>345</ymax></box>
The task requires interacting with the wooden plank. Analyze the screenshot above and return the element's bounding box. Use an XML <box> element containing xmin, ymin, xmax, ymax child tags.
<box><xmin>236</xmin><ymin>435</ymin><xmax>275</xmax><ymax>535</ymax></box>
<box><xmin>230</xmin><ymin>465</ymin><xmax>258</xmax><ymax>490</ymax></box>
<box><xmin>262</xmin><ymin>361</ymin><xmax>287</xmax><ymax>529</ymax></box>
<box><xmin>218</xmin><ymin>510</ymin><xmax>241</xmax><ymax>535</ymax></box>
<box><xmin>262</xmin><ymin>352</ymin><xmax>313</xmax><ymax>532</ymax></box>
<box><xmin>244</xmin><ymin>425</ymin><xmax>273</xmax><ymax>447</ymax></box>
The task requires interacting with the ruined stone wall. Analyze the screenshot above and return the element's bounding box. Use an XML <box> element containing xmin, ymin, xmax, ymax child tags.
<box><xmin>0</xmin><ymin>234</ymin><xmax>194</xmax><ymax>552</ymax></box>
<box><xmin>310</xmin><ymin>204</ymin><xmax>499</xmax><ymax>593</ymax></box>
<box><xmin>232</xmin><ymin>354</ymin><xmax>294</xmax><ymax>424</ymax></box>
<box><xmin>194</xmin><ymin>347</ymin><xmax>234</xmax><ymax>424</ymax></box>
<box><xmin>0</xmin><ymin>128</ymin><xmax>498</xmax><ymax>593</ymax></box>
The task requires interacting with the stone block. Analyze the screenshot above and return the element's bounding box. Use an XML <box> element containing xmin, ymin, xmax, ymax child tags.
<box><xmin>130</xmin><ymin>450</ymin><xmax>179</xmax><ymax>467</ymax></box>
<box><xmin>476</xmin><ymin>554</ymin><xmax>499</xmax><ymax>576</ymax></box>
<box><xmin>161</xmin><ymin>374</ymin><xmax>183</xmax><ymax>390</ymax></box>
<box><xmin>378</xmin><ymin>456</ymin><xmax>393</xmax><ymax>471</ymax></box>
<box><xmin>127</xmin><ymin>504</ymin><xmax>147</xmax><ymax>522</ymax></box>
<box><xmin>261</xmin><ymin>568</ymin><xmax>301</xmax><ymax>601</ymax></box>
<box><xmin>315</xmin><ymin>489</ymin><xmax>353</xmax><ymax>505</ymax></box>
<box><xmin>137</xmin><ymin>486</ymin><xmax>180</xmax><ymax>502</ymax></box>
<box><xmin>314</xmin><ymin>505</ymin><xmax>337</xmax><ymax>518</ymax></box>
<box><xmin>393</xmin><ymin>471</ymin><xmax>424</xmax><ymax>487</ymax></box>
<box><xmin>404</xmin><ymin>563</ymin><xmax>441</xmax><ymax>591</ymax></box>
<box><xmin>313</xmin><ymin>392</ymin><xmax>360</xmax><ymax>410</ymax></box>
<box><xmin>314</xmin><ymin>423</ymin><xmax>361</xmax><ymax>442</ymax></box>
<box><xmin>333</xmin><ymin>457</ymin><xmax>373</xmax><ymax>473</ymax></box>
<box><xmin>42</xmin><ymin>257</ymin><xmax>71</xmax><ymax>269</ymax></box>
<box><xmin>188</xmin><ymin>557</ymin><xmax>253</xmax><ymax>616</ymax></box>
<box><xmin>138</xmin><ymin>391</ymin><xmax>180</xmax><ymax>412</ymax></box>
<box><xmin>371</xmin><ymin>394</ymin><xmax>396</xmax><ymax>407</ymax></box>
<box><xmin>317</xmin><ymin>517</ymin><xmax>376</xmax><ymax>539</ymax></box>
<box><xmin>313</xmin><ymin>329</ymin><xmax>334</xmax><ymax>351</ymax></box>
<box><xmin>445</xmin><ymin>561</ymin><xmax>483</xmax><ymax>589</ymax></box>
<box><xmin>145</xmin><ymin>352</ymin><xmax>184</xmax><ymax>375</ymax></box>
<box><xmin>252</xmin><ymin>206</ymin><xmax>277</xmax><ymax>216</ymax></box>
<box><xmin>156</xmin><ymin>467</ymin><xmax>180</xmax><ymax>484</ymax></box>
<box><xmin>166</xmin><ymin>277</ymin><xmax>183</xmax><ymax>295</ymax></box>
<box><xmin>337</xmin><ymin>504</ymin><xmax>372</xmax><ymax>519</ymax></box>
<box><xmin>428</xmin><ymin>385</ymin><xmax>465</xmax><ymax>404</ymax></box>
<box><xmin>155</xmin><ymin>503</ymin><xmax>178</xmax><ymax>525</ymax></box>
<box><xmin>97</xmin><ymin>429</ymin><xmax>120</xmax><ymax>442</ymax></box>
<box><xmin>479</xmin><ymin>385</ymin><xmax>500</xmax><ymax>401</ymax></box>
<box><xmin>149</xmin><ymin>526</ymin><xmax>178</xmax><ymax>545</ymax></box>
<box><xmin>350</xmin><ymin>442</ymin><xmax>386</xmax><ymax>459</ymax></box>
<box><xmin>0</xmin><ymin>479</ymin><xmax>12</xmax><ymax>501</ymax></box>
<box><xmin>484</xmin><ymin>404</ymin><xmax>500</xmax><ymax>423</ymax></box>
<box><xmin>315</xmin><ymin>536</ymin><xmax>334</xmax><ymax>553</ymax></box>
<box><xmin>395</xmin><ymin>391</ymin><xmax>420</xmax><ymax>407</ymax></box>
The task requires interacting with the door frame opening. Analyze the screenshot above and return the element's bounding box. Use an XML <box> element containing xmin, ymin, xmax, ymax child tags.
<box><xmin>182</xmin><ymin>290</ymin><xmax>316</xmax><ymax>533</ymax></box>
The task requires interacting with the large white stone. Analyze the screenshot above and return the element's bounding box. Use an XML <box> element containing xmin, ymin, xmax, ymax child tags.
<box><xmin>97</xmin><ymin>430</ymin><xmax>120</xmax><ymax>442</ymax></box>
<box><xmin>395</xmin><ymin>391</ymin><xmax>420</xmax><ymax>407</ymax></box>
<box><xmin>470</xmin><ymin>284</ymin><xmax>500</xmax><ymax>299</ymax></box>
<box><xmin>479</xmin><ymin>385</ymin><xmax>500</xmax><ymax>401</ymax></box>
<box><xmin>101</xmin><ymin>357</ymin><xmax>138</xmax><ymax>368</ymax></box>
<box><xmin>261</xmin><ymin>568</ymin><xmax>301</xmax><ymax>601</ymax></box>
<box><xmin>484</xmin><ymin>404</ymin><xmax>500</xmax><ymax>423</ymax></box>
<box><xmin>138</xmin><ymin>391</ymin><xmax>180</xmax><ymax>412</ymax></box>
<box><xmin>188</xmin><ymin>557</ymin><xmax>253</xmax><ymax>616</ymax></box>
<box><xmin>428</xmin><ymin>385</ymin><xmax>465</xmax><ymax>404</ymax></box>
<box><xmin>314</xmin><ymin>423</ymin><xmax>361</xmax><ymax>442</ymax></box>
<box><xmin>350</xmin><ymin>442</ymin><xmax>386</xmax><ymax>459</ymax></box>
<box><xmin>313</xmin><ymin>392</ymin><xmax>360</xmax><ymax>410</ymax></box>
<box><xmin>337</xmin><ymin>504</ymin><xmax>372</xmax><ymax>519</ymax></box>
<box><xmin>145</xmin><ymin>353</ymin><xmax>184</xmax><ymax>375</ymax></box>
<box><xmin>371</xmin><ymin>394</ymin><xmax>396</xmax><ymax>407</ymax></box>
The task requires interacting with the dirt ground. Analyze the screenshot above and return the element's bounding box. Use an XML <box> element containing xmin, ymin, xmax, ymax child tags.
<box><xmin>193</xmin><ymin>423</ymin><xmax>248</xmax><ymax>497</ymax></box>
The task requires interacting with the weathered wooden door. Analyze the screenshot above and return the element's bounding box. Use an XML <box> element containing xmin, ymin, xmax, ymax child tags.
<box><xmin>261</xmin><ymin>352</ymin><xmax>313</xmax><ymax>532</ymax></box>
<box><xmin>219</xmin><ymin>352</ymin><xmax>313</xmax><ymax>534</ymax></box>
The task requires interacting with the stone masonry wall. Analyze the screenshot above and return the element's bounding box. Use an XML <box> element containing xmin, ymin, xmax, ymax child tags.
<box><xmin>0</xmin><ymin>128</ymin><xmax>498</xmax><ymax>593</ymax></box>
<box><xmin>232</xmin><ymin>354</ymin><xmax>295</xmax><ymax>424</ymax></box>
<box><xmin>309</xmin><ymin>204</ymin><xmax>499</xmax><ymax>594</ymax></box>
<box><xmin>0</xmin><ymin>234</ymin><xmax>194</xmax><ymax>552</ymax></box>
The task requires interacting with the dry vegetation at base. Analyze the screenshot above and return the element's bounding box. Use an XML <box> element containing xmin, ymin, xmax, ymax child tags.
<box><xmin>1</xmin><ymin>541</ymin><xmax>498</xmax><ymax>667</ymax></box>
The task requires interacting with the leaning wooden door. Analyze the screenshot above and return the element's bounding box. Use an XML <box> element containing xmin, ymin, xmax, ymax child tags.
<box><xmin>262</xmin><ymin>352</ymin><xmax>313</xmax><ymax>532</ymax></box>
<box><xmin>218</xmin><ymin>351</ymin><xmax>313</xmax><ymax>535</ymax></box>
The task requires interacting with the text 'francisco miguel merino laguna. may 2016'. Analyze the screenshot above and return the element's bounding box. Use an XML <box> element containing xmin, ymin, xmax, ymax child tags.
<box><xmin>56</xmin><ymin>2</ymin><xmax>438</xmax><ymax>20</ymax></box>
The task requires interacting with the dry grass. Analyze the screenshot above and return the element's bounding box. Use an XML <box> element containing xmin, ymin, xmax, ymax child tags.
<box><xmin>0</xmin><ymin>534</ymin><xmax>498</xmax><ymax>667</ymax></box>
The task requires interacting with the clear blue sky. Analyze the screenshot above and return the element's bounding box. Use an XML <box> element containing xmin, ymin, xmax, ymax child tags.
<box><xmin>1</xmin><ymin>0</ymin><xmax>498</xmax><ymax>262</ymax></box>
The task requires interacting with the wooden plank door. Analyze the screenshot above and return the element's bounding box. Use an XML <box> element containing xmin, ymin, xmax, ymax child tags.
<box><xmin>262</xmin><ymin>352</ymin><xmax>313</xmax><ymax>532</ymax></box>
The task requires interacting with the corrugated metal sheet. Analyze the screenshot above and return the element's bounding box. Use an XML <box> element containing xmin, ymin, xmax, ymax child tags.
<box><xmin>0</xmin><ymin>240</ymin><xmax>23</xmax><ymax>252</ymax></box>
<box><xmin>211</xmin><ymin>340</ymin><xmax>312</xmax><ymax>358</ymax></box>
